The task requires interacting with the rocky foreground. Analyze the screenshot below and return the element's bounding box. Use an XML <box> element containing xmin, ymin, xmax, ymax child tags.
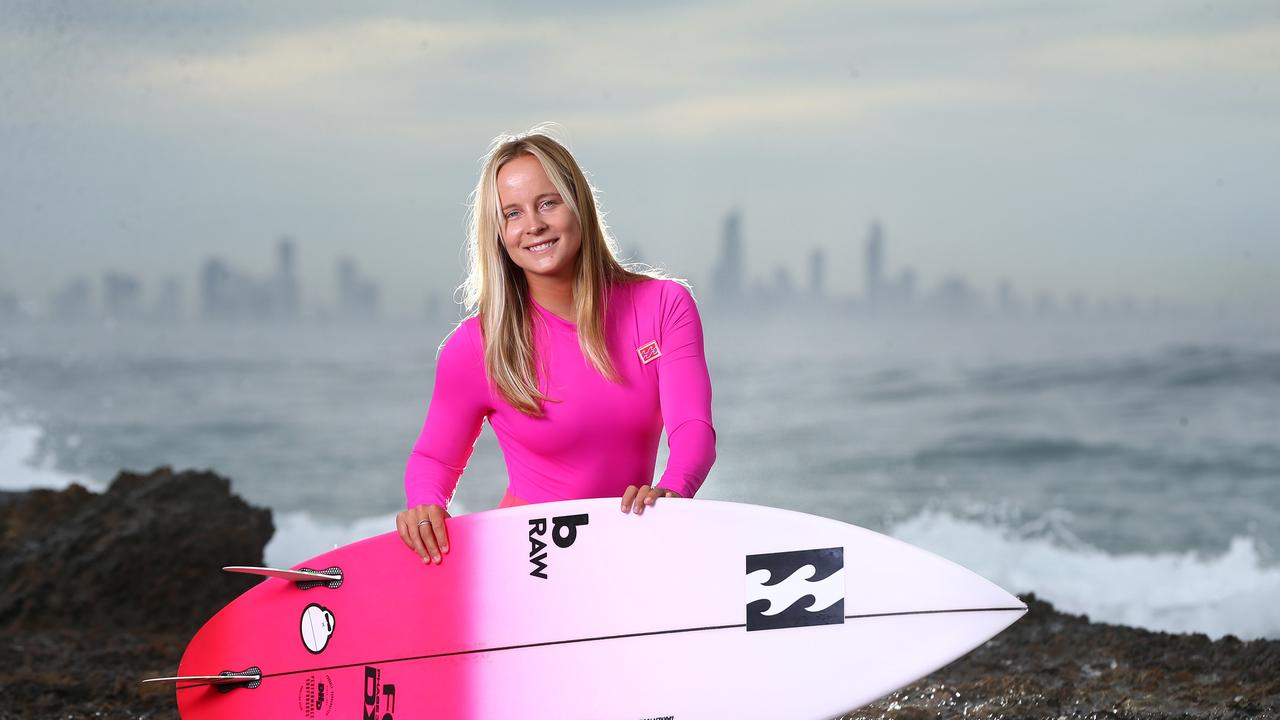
<box><xmin>1</xmin><ymin>468</ymin><xmax>1277</xmax><ymax>719</ymax></box>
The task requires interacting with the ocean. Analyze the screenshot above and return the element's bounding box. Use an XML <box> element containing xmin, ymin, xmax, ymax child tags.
<box><xmin>2</xmin><ymin>308</ymin><xmax>1277</xmax><ymax>640</ymax></box>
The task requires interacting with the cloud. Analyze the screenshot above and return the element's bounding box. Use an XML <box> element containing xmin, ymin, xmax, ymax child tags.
<box><xmin>0</xmin><ymin>0</ymin><xmax>1277</xmax><ymax>309</ymax></box>
<box><xmin>1035</xmin><ymin>25</ymin><xmax>1280</xmax><ymax>77</ymax></box>
<box><xmin>75</xmin><ymin>0</ymin><xmax>1026</xmax><ymax>143</ymax></box>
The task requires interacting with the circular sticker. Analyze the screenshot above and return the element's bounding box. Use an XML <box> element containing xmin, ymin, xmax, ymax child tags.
<box><xmin>300</xmin><ymin>603</ymin><xmax>335</xmax><ymax>654</ymax></box>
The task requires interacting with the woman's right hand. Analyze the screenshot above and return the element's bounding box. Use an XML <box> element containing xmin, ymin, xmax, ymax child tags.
<box><xmin>396</xmin><ymin>504</ymin><xmax>451</xmax><ymax>565</ymax></box>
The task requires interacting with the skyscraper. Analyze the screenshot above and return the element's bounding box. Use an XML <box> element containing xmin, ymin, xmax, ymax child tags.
<box><xmin>808</xmin><ymin>247</ymin><xmax>826</xmax><ymax>298</ymax></box>
<box><xmin>865</xmin><ymin>219</ymin><xmax>884</xmax><ymax>304</ymax></box>
<box><xmin>274</xmin><ymin>235</ymin><xmax>300</xmax><ymax>320</ymax></box>
<box><xmin>51</xmin><ymin>277</ymin><xmax>92</xmax><ymax>322</ymax></box>
<box><xmin>200</xmin><ymin>258</ymin><xmax>233</xmax><ymax>320</ymax></box>
<box><xmin>337</xmin><ymin>257</ymin><xmax>380</xmax><ymax>321</ymax></box>
<box><xmin>102</xmin><ymin>271</ymin><xmax>143</xmax><ymax>320</ymax></box>
<box><xmin>711</xmin><ymin>208</ymin><xmax>744</xmax><ymax>305</ymax></box>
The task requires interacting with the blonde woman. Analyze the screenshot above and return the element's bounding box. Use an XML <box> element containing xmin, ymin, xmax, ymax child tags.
<box><xmin>396</xmin><ymin>125</ymin><xmax>717</xmax><ymax>565</ymax></box>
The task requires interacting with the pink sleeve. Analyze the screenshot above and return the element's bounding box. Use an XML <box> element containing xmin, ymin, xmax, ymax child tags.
<box><xmin>404</xmin><ymin>322</ymin><xmax>490</xmax><ymax>510</ymax></box>
<box><xmin>653</xmin><ymin>281</ymin><xmax>717</xmax><ymax>498</ymax></box>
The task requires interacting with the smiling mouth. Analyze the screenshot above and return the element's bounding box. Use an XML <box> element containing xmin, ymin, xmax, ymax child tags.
<box><xmin>526</xmin><ymin>238</ymin><xmax>559</xmax><ymax>254</ymax></box>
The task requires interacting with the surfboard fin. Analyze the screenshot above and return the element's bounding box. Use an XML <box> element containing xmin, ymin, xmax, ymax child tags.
<box><xmin>140</xmin><ymin>671</ymin><xmax>260</xmax><ymax>687</ymax></box>
<box><xmin>223</xmin><ymin>565</ymin><xmax>343</xmax><ymax>589</ymax></box>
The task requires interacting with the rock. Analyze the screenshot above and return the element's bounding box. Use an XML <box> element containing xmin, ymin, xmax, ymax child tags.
<box><xmin>2</xmin><ymin>469</ymin><xmax>1277</xmax><ymax>719</ymax></box>
<box><xmin>848</xmin><ymin>593</ymin><xmax>1280</xmax><ymax>719</ymax></box>
<box><xmin>0</xmin><ymin>466</ymin><xmax>273</xmax><ymax>633</ymax></box>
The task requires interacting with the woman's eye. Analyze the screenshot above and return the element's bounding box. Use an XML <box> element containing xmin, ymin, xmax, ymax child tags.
<box><xmin>505</xmin><ymin>210</ymin><xmax>519</xmax><ymax>220</ymax></box>
<box><xmin>540</xmin><ymin>199</ymin><xmax>555</xmax><ymax>209</ymax></box>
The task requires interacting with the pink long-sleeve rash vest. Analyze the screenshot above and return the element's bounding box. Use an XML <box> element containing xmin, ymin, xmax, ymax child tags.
<box><xmin>404</xmin><ymin>278</ymin><xmax>717</xmax><ymax>510</ymax></box>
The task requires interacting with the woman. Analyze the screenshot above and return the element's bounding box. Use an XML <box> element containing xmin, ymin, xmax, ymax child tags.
<box><xmin>396</xmin><ymin>125</ymin><xmax>717</xmax><ymax>565</ymax></box>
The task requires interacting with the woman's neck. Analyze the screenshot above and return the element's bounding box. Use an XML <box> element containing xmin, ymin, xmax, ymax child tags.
<box><xmin>526</xmin><ymin>274</ymin><xmax>575</xmax><ymax>322</ymax></box>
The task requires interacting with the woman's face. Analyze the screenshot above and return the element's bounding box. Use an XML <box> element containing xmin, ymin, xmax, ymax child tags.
<box><xmin>496</xmin><ymin>154</ymin><xmax>583</xmax><ymax>285</ymax></box>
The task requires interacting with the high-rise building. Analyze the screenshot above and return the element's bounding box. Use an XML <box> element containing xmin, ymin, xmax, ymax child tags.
<box><xmin>896</xmin><ymin>267</ymin><xmax>917</xmax><ymax>304</ymax></box>
<box><xmin>934</xmin><ymin>274</ymin><xmax>979</xmax><ymax>313</ymax></box>
<box><xmin>1035</xmin><ymin>291</ymin><xmax>1058</xmax><ymax>316</ymax></box>
<box><xmin>274</xmin><ymin>236</ymin><xmax>300</xmax><ymax>320</ymax></box>
<box><xmin>51</xmin><ymin>277</ymin><xmax>92</xmax><ymax>322</ymax></box>
<box><xmin>772</xmin><ymin>264</ymin><xmax>795</xmax><ymax>300</ymax></box>
<box><xmin>200</xmin><ymin>258</ymin><xmax>233</xmax><ymax>320</ymax></box>
<box><xmin>864</xmin><ymin>219</ymin><xmax>884</xmax><ymax>303</ymax></box>
<box><xmin>103</xmin><ymin>271</ymin><xmax>143</xmax><ymax>320</ymax></box>
<box><xmin>201</xmin><ymin>242</ymin><xmax>303</xmax><ymax>322</ymax></box>
<box><xmin>808</xmin><ymin>247</ymin><xmax>826</xmax><ymax>298</ymax></box>
<box><xmin>337</xmin><ymin>257</ymin><xmax>380</xmax><ymax>321</ymax></box>
<box><xmin>711</xmin><ymin>208</ymin><xmax>744</xmax><ymax>304</ymax></box>
<box><xmin>152</xmin><ymin>276</ymin><xmax>183</xmax><ymax>321</ymax></box>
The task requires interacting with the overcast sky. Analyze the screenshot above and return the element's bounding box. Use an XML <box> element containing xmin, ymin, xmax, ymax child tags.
<box><xmin>1</xmin><ymin>0</ymin><xmax>1277</xmax><ymax>316</ymax></box>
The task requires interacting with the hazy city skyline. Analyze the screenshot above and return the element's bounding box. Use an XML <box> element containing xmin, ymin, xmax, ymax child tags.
<box><xmin>2</xmin><ymin>2</ymin><xmax>1277</xmax><ymax>315</ymax></box>
<box><xmin>1</xmin><ymin>213</ymin><xmax>1212</xmax><ymax>323</ymax></box>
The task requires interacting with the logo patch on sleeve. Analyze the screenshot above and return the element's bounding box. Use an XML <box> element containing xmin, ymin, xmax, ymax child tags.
<box><xmin>637</xmin><ymin>340</ymin><xmax>662</xmax><ymax>364</ymax></box>
<box><xmin>745</xmin><ymin>547</ymin><xmax>845</xmax><ymax>631</ymax></box>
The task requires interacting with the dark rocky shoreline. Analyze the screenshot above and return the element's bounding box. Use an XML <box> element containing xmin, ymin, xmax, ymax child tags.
<box><xmin>2</xmin><ymin>468</ymin><xmax>1276</xmax><ymax>719</ymax></box>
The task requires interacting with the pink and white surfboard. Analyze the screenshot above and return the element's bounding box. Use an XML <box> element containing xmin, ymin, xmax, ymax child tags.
<box><xmin>171</xmin><ymin>499</ymin><xmax>1025</xmax><ymax>719</ymax></box>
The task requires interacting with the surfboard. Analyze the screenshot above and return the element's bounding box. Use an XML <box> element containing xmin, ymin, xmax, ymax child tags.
<box><xmin>167</xmin><ymin>498</ymin><xmax>1025</xmax><ymax>719</ymax></box>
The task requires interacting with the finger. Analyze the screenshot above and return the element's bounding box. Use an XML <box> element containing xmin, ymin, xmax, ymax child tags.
<box><xmin>396</xmin><ymin>512</ymin><xmax>413</xmax><ymax>550</ymax></box>
<box><xmin>406</xmin><ymin>509</ymin><xmax>430</xmax><ymax>562</ymax></box>
<box><xmin>409</xmin><ymin>517</ymin><xmax>430</xmax><ymax>563</ymax></box>
<box><xmin>627</xmin><ymin>486</ymin><xmax>645</xmax><ymax>514</ymax></box>
<box><xmin>621</xmin><ymin>485</ymin><xmax>639</xmax><ymax>513</ymax></box>
<box><xmin>429</xmin><ymin>505</ymin><xmax>450</xmax><ymax>555</ymax></box>
<box><xmin>417</xmin><ymin>516</ymin><xmax>441</xmax><ymax>565</ymax></box>
<box><xmin>633</xmin><ymin>486</ymin><xmax>653</xmax><ymax>515</ymax></box>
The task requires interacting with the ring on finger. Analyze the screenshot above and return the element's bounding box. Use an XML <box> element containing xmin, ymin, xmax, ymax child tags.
<box><xmin>417</xmin><ymin>519</ymin><xmax>431</xmax><ymax>527</ymax></box>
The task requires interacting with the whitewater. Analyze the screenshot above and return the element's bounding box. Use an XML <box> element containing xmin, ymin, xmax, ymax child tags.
<box><xmin>1</xmin><ymin>313</ymin><xmax>1276</xmax><ymax>639</ymax></box>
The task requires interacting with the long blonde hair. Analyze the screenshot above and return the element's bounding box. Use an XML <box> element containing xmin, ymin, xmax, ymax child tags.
<box><xmin>458</xmin><ymin>123</ymin><xmax>679</xmax><ymax>416</ymax></box>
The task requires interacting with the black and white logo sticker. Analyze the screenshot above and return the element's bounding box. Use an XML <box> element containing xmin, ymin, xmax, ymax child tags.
<box><xmin>745</xmin><ymin>547</ymin><xmax>844</xmax><ymax>631</ymax></box>
<box><xmin>296</xmin><ymin>673</ymin><xmax>335</xmax><ymax>718</ymax></box>
<box><xmin>527</xmin><ymin>513</ymin><xmax>589</xmax><ymax>580</ymax></box>
<box><xmin>300</xmin><ymin>603</ymin><xmax>336</xmax><ymax>654</ymax></box>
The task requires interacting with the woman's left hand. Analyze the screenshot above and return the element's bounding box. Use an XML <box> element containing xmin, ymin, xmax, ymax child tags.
<box><xmin>621</xmin><ymin>485</ymin><xmax>682</xmax><ymax>515</ymax></box>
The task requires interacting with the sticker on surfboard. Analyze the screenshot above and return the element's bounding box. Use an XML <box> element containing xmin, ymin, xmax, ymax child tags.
<box><xmin>745</xmin><ymin>547</ymin><xmax>845</xmax><ymax>631</ymax></box>
<box><xmin>300</xmin><ymin>603</ymin><xmax>336</xmax><ymax>654</ymax></box>
<box><xmin>296</xmin><ymin>673</ymin><xmax>335</xmax><ymax>718</ymax></box>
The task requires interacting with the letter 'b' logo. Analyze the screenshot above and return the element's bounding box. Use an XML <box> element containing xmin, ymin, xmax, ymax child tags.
<box><xmin>745</xmin><ymin>547</ymin><xmax>844</xmax><ymax>632</ymax></box>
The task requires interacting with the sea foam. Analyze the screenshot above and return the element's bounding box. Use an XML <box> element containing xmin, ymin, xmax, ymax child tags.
<box><xmin>0</xmin><ymin>418</ymin><xmax>100</xmax><ymax>492</ymax></box>
<box><xmin>4</xmin><ymin>414</ymin><xmax>1273</xmax><ymax>641</ymax></box>
<box><xmin>890</xmin><ymin>509</ymin><xmax>1280</xmax><ymax>640</ymax></box>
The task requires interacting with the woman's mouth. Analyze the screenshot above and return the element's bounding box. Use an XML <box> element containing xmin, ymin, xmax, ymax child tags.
<box><xmin>526</xmin><ymin>238</ymin><xmax>558</xmax><ymax>254</ymax></box>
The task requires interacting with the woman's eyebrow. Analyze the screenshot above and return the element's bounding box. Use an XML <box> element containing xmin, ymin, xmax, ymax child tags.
<box><xmin>502</xmin><ymin>192</ymin><xmax>559</xmax><ymax>211</ymax></box>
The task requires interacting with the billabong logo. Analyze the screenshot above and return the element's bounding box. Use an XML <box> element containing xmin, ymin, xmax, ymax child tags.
<box><xmin>299</xmin><ymin>603</ymin><xmax>335</xmax><ymax>654</ymax></box>
<box><xmin>637</xmin><ymin>340</ymin><xmax>662</xmax><ymax>364</ymax></box>
<box><xmin>528</xmin><ymin>513</ymin><xmax>589</xmax><ymax>579</ymax></box>
<box><xmin>745</xmin><ymin>547</ymin><xmax>844</xmax><ymax>631</ymax></box>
